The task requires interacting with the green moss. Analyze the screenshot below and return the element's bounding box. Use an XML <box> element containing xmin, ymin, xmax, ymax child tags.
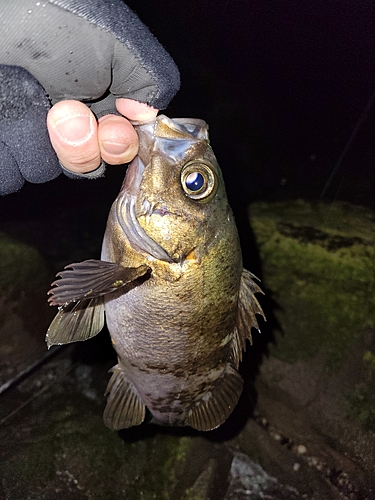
<box><xmin>363</xmin><ymin>350</ymin><xmax>375</xmax><ymax>370</ymax></box>
<box><xmin>120</xmin><ymin>434</ymin><xmax>192</xmax><ymax>500</ymax></box>
<box><xmin>51</xmin><ymin>401</ymin><xmax>193</xmax><ymax>500</ymax></box>
<box><xmin>249</xmin><ymin>200</ymin><xmax>375</xmax><ymax>371</ymax></box>
<box><xmin>181</xmin><ymin>493</ymin><xmax>205</xmax><ymax>500</ymax></box>
<box><xmin>250</xmin><ymin>199</ymin><xmax>375</xmax><ymax>241</ymax></box>
<box><xmin>3</xmin><ymin>440</ymin><xmax>56</xmax><ymax>498</ymax></box>
<box><xmin>0</xmin><ymin>232</ymin><xmax>50</xmax><ymax>298</ymax></box>
<box><xmin>347</xmin><ymin>351</ymin><xmax>375</xmax><ymax>431</ymax></box>
<box><xmin>1</xmin><ymin>389</ymin><xmax>195</xmax><ymax>500</ymax></box>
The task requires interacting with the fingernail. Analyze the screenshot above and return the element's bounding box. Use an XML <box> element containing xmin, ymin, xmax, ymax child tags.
<box><xmin>54</xmin><ymin>115</ymin><xmax>91</xmax><ymax>143</ymax></box>
<box><xmin>101</xmin><ymin>141</ymin><xmax>129</xmax><ymax>156</ymax></box>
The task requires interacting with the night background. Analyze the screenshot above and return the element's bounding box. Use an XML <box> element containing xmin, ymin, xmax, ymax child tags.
<box><xmin>132</xmin><ymin>0</ymin><xmax>375</xmax><ymax>210</ymax></box>
<box><xmin>0</xmin><ymin>1</ymin><xmax>374</xmax><ymax>498</ymax></box>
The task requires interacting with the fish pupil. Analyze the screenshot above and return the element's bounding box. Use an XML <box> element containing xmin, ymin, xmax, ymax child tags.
<box><xmin>185</xmin><ymin>172</ymin><xmax>204</xmax><ymax>191</ymax></box>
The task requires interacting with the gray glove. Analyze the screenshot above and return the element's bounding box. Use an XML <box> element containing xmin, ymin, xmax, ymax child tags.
<box><xmin>0</xmin><ymin>0</ymin><xmax>180</xmax><ymax>195</ymax></box>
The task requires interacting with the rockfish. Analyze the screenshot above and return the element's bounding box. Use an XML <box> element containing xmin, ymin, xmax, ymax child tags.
<box><xmin>46</xmin><ymin>115</ymin><xmax>264</xmax><ymax>431</ymax></box>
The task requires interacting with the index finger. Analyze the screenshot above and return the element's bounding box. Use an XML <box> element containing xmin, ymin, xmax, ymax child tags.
<box><xmin>116</xmin><ymin>99</ymin><xmax>159</xmax><ymax>122</ymax></box>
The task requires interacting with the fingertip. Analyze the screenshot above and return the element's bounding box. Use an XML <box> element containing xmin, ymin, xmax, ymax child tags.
<box><xmin>98</xmin><ymin>114</ymin><xmax>139</xmax><ymax>164</ymax></box>
<box><xmin>47</xmin><ymin>100</ymin><xmax>101</xmax><ymax>173</ymax></box>
<box><xmin>116</xmin><ymin>98</ymin><xmax>158</xmax><ymax>122</ymax></box>
<box><xmin>48</xmin><ymin>99</ymin><xmax>91</xmax><ymax>117</ymax></box>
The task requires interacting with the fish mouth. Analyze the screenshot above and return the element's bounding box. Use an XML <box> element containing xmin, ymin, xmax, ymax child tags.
<box><xmin>115</xmin><ymin>157</ymin><xmax>174</xmax><ymax>263</ymax></box>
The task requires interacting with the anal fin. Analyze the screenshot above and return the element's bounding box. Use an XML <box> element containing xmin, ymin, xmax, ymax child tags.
<box><xmin>103</xmin><ymin>365</ymin><xmax>146</xmax><ymax>430</ymax></box>
<box><xmin>186</xmin><ymin>364</ymin><xmax>243</xmax><ymax>431</ymax></box>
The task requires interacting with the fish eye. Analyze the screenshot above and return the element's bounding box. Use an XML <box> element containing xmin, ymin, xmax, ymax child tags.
<box><xmin>180</xmin><ymin>161</ymin><xmax>217</xmax><ymax>202</ymax></box>
<box><xmin>185</xmin><ymin>172</ymin><xmax>205</xmax><ymax>192</ymax></box>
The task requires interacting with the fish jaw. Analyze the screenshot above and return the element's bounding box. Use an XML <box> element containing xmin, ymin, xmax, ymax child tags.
<box><xmin>112</xmin><ymin>156</ymin><xmax>207</xmax><ymax>265</ymax></box>
<box><xmin>113</xmin><ymin>156</ymin><xmax>174</xmax><ymax>263</ymax></box>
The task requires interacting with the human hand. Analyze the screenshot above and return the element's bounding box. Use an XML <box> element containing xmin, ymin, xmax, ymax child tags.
<box><xmin>46</xmin><ymin>99</ymin><xmax>158</xmax><ymax>174</ymax></box>
<box><xmin>0</xmin><ymin>0</ymin><xmax>180</xmax><ymax>195</ymax></box>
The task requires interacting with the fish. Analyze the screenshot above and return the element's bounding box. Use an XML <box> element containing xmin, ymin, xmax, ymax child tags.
<box><xmin>46</xmin><ymin>115</ymin><xmax>265</xmax><ymax>431</ymax></box>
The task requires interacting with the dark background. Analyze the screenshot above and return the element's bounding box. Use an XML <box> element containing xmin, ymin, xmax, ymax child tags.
<box><xmin>128</xmin><ymin>0</ymin><xmax>374</xmax><ymax>210</ymax></box>
<box><xmin>0</xmin><ymin>0</ymin><xmax>374</xmax><ymax>266</ymax></box>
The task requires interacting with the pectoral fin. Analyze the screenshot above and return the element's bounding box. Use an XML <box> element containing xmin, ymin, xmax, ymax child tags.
<box><xmin>186</xmin><ymin>364</ymin><xmax>243</xmax><ymax>431</ymax></box>
<box><xmin>46</xmin><ymin>297</ymin><xmax>105</xmax><ymax>349</ymax></box>
<box><xmin>48</xmin><ymin>259</ymin><xmax>150</xmax><ymax>306</ymax></box>
<box><xmin>231</xmin><ymin>269</ymin><xmax>265</xmax><ymax>367</ymax></box>
<box><xmin>103</xmin><ymin>365</ymin><xmax>146</xmax><ymax>430</ymax></box>
<box><xmin>46</xmin><ymin>260</ymin><xmax>150</xmax><ymax>349</ymax></box>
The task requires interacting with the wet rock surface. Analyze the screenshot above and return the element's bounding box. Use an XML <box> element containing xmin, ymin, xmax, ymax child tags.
<box><xmin>1</xmin><ymin>336</ymin><xmax>374</xmax><ymax>498</ymax></box>
<box><xmin>249</xmin><ymin>200</ymin><xmax>375</xmax><ymax>497</ymax></box>
<box><xmin>0</xmin><ymin>232</ymin><xmax>55</xmax><ymax>392</ymax></box>
<box><xmin>0</xmin><ymin>344</ymin><xmax>349</xmax><ymax>500</ymax></box>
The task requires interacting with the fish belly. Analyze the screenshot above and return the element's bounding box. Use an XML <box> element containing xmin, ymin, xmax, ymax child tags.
<box><xmin>104</xmin><ymin>283</ymin><xmax>226</xmax><ymax>426</ymax></box>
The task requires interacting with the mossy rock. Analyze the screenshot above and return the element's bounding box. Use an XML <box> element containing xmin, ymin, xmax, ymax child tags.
<box><xmin>0</xmin><ymin>366</ymin><xmax>212</xmax><ymax>500</ymax></box>
<box><xmin>249</xmin><ymin>200</ymin><xmax>375</xmax><ymax>371</ymax></box>
<box><xmin>0</xmin><ymin>232</ymin><xmax>50</xmax><ymax>299</ymax></box>
<box><xmin>0</xmin><ymin>232</ymin><xmax>53</xmax><ymax>385</ymax></box>
<box><xmin>347</xmin><ymin>350</ymin><xmax>375</xmax><ymax>431</ymax></box>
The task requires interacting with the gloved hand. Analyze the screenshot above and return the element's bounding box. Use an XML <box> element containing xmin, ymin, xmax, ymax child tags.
<box><xmin>0</xmin><ymin>0</ymin><xmax>180</xmax><ymax>195</ymax></box>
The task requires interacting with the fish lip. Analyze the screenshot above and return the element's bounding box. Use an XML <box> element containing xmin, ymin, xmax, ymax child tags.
<box><xmin>116</xmin><ymin>158</ymin><xmax>174</xmax><ymax>263</ymax></box>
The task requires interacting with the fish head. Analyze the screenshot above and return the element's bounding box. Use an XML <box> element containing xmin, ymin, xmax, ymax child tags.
<box><xmin>113</xmin><ymin>115</ymin><xmax>236</xmax><ymax>264</ymax></box>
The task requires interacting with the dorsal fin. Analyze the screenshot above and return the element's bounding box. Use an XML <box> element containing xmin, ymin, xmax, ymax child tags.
<box><xmin>231</xmin><ymin>269</ymin><xmax>265</xmax><ymax>367</ymax></box>
<box><xmin>103</xmin><ymin>365</ymin><xmax>146</xmax><ymax>430</ymax></box>
<box><xmin>186</xmin><ymin>364</ymin><xmax>243</xmax><ymax>431</ymax></box>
